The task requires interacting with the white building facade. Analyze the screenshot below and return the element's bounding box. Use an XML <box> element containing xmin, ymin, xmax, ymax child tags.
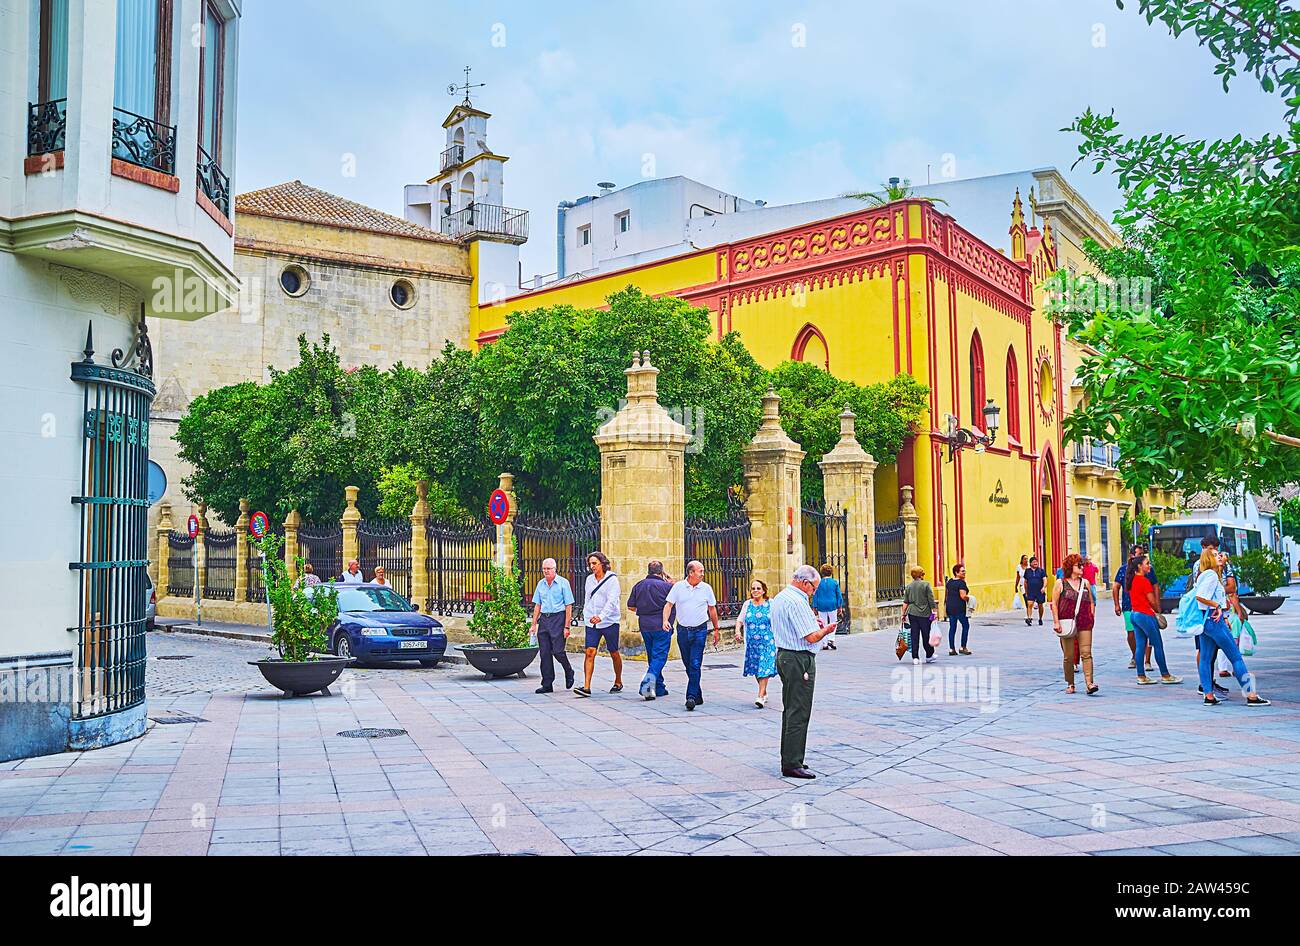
<box><xmin>0</xmin><ymin>0</ymin><xmax>242</xmax><ymax>761</ymax></box>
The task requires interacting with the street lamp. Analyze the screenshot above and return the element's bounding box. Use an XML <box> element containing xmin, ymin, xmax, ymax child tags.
<box><xmin>944</xmin><ymin>398</ymin><xmax>1000</xmax><ymax>462</ymax></box>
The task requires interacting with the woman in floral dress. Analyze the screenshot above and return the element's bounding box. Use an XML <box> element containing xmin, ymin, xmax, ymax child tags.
<box><xmin>736</xmin><ymin>579</ymin><xmax>775</xmax><ymax>707</ymax></box>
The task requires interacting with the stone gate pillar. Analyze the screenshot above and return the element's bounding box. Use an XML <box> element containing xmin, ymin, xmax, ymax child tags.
<box><xmin>495</xmin><ymin>472</ymin><xmax>517</xmax><ymax>568</ymax></box>
<box><xmin>593</xmin><ymin>352</ymin><xmax>690</xmax><ymax>631</ymax></box>
<box><xmin>283</xmin><ymin>508</ymin><xmax>301</xmax><ymax>582</ymax></box>
<box><xmin>901</xmin><ymin>485</ymin><xmax>920</xmax><ymax>575</ymax></box>
<box><xmin>342</xmin><ymin>486</ymin><xmax>361</xmax><ymax>570</ymax></box>
<box><xmin>410</xmin><ymin>482</ymin><xmax>430</xmax><ymax>608</ymax></box>
<box><xmin>234</xmin><ymin>499</ymin><xmax>250</xmax><ymax>603</ymax></box>
<box><xmin>742</xmin><ymin>387</ymin><xmax>805</xmax><ymax>594</ymax></box>
<box><xmin>195</xmin><ymin>503</ymin><xmax>208</xmax><ymax>600</ymax></box>
<box><xmin>819</xmin><ymin>406</ymin><xmax>878</xmax><ymax>633</ymax></box>
<box><xmin>156</xmin><ymin>501</ymin><xmax>173</xmax><ymax>596</ymax></box>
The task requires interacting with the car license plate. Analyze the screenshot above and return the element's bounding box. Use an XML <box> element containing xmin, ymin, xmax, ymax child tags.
<box><xmin>399</xmin><ymin>640</ymin><xmax>427</xmax><ymax>649</ymax></box>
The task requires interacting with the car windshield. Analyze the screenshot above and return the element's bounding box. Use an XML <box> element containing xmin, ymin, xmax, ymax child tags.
<box><xmin>312</xmin><ymin>586</ymin><xmax>411</xmax><ymax>612</ymax></box>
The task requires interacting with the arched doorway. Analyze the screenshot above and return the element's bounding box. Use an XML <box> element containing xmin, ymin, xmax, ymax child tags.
<box><xmin>1040</xmin><ymin>448</ymin><xmax>1059</xmax><ymax>572</ymax></box>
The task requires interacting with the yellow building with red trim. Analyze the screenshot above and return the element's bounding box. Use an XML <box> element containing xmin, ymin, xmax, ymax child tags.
<box><xmin>470</xmin><ymin>194</ymin><xmax>1070</xmax><ymax>607</ymax></box>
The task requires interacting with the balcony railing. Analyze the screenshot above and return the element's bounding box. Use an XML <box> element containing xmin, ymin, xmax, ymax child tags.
<box><xmin>439</xmin><ymin>202</ymin><xmax>529</xmax><ymax>244</ymax></box>
<box><xmin>440</xmin><ymin>143</ymin><xmax>465</xmax><ymax>171</ymax></box>
<box><xmin>111</xmin><ymin>107</ymin><xmax>176</xmax><ymax>175</ymax></box>
<box><xmin>27</xmin><ymin>99</ymin><xmax>67</xmax><ymax>155</ymax></box>
<box><xmin>197</xmin><ymin>144</ymin><xmax>231</xmax><ymax>218</ymax></box>
<box><xmin>1071</xmin><ymin>438</ymin><xmax>1120</xmax><ymax>470</ymax></box>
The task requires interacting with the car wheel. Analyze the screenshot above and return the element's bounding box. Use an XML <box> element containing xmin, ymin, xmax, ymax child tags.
<box><xmin>334</xmin><ymin>634</ymin><xmax>353</xmax><ymax>659</ymax></box>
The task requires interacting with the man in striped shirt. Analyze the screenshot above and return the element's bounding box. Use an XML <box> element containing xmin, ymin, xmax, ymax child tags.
<box><xmin>769</xmin><ymin>564</ymin><xmax>840</xmax><ymax>779</ymax></box>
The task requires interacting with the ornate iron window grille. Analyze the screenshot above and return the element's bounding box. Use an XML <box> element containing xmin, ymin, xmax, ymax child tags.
<box><xmin>512</xmin><ymin>509</ymin><xmax>601</xmax><ymax>623</ymax></box>
<box><xmin>69</xmin><ymin>318</ymin><xmax>156</xmax><ymax>720</ymax></box>
<box><xmin>27</xmin><ymin>98</ymin><xmax>67</xmax><ymax>156</ymax></box>
<box><xmin>112</xmin><ymin>106</ymin><xmax>176</xmax><ymax>175</ymax></box>
<box><xmin>685</xmin><ymin>495</ymin><xmax>753</xmax><ymax>620</ymax></box>
<box><xmin>197</xmin><ymin>143</ymin><xmax>230</xmax><ymax>217</ymax></box>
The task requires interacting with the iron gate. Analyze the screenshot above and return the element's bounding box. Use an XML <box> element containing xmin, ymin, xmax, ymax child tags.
<box><xmin>427</xmin><ymin>516</ymin><xmax>495</xmax><ymax>615</ymax></box>
<box><xmin>203</xmin><ymin>528</ymin><xmax>237</xmax><ymax>601</ymax></box>
<box><xmin>359</xmin><ymin>518</ymin><xmax>413</xmax><ymax>598</ymax></box>
<box><xmin>875</xmin><ymin>518</ymin><xmax>907</xmax><ymax>602</ymax></box>
<box><xmin>802</xmin><ymin>500</ymin><xmax>851</xmax><ymax>631</ymax></box>
<box><xmin>685</xmin><ymin>496</ymin><xmax>752</xmax><ymax>619</ymax></box>
<box><xmin>299</xmin><ymin>522</ymin><xmax>343</xmax><ymax>581</ymax></box>
<box><xmin>514</xmin><ymin>509</ymin><xmax>601</xmax><ymax>623</ymax></box>
<box><xmin>167</xmin><ymin>531</ymin><xmax>195</xmax><ymax>597</ymax></box>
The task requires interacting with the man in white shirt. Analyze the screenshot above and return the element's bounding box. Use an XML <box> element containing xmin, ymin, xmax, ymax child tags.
<box><xmin>662</xmin><ymin>560</ymin><xmax>719</xmax><ymax>712</ymax></box>
<box><xmin>769</xmin><ymin>564</ymin><xmax>839</xmax><ymax>779</ymax></box>
<box><xmin>576</xmin><ymin>551</ymin><xmax>622</xmax><ymax>697</ymax></box>
<box><xmin>341</xmin><ymin>559</ymin><xmax>364</xmax><ymax>584</ymax></box>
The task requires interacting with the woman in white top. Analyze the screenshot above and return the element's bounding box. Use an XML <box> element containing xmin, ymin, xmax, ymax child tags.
<box><xmin>372</xmin><ymin>565</ymin><xmax>390</xmax><ymax>587</ymax></box>
<box><xmin>1192</xmin><ymin>548</ymin><xmax>1268</xmax><ymax>706</ymax></box>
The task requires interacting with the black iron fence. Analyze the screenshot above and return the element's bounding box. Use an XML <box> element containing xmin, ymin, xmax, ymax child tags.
<box><xmin>204</xmin><ymin>528</ymin><xmax>237</xmax><ymax>601</ymax></box>
<box><xmin>299</xmin><ymin>523</ymin><xmax>344</xmax><ymax>582</ymax></box>
<box><xmin>685</xmin><ymin>498</ymin><xmax>752</xmax><ymax>619</ymax></box>
<box><xmin>111</xmin><ymin>107</ymin><xmax>176</xmax><ymax>175</ymax></box>
<box><xmin>167</xmin><ymin>531</ymin><xmax>195</xmax><ymax>597</ymax></box>
<box><xmin>875</xmin><ymin>518</ymin><xmax>907</xmax><ymax>602</ymax></box>
<box><xmin>27</xmin><ymin>98</ymin><xmax>66</xmax><ymax>155</ymax></box>
<box><xmin>802</xmin><ymin>500</ymin><xmax>852</xmax><ymax>632</ymax></box>
<box><xmin>514</xmin><ymin>509</ymin><xmax>601</xmax><ymax>623</ymax></box>
<box><xmin>427</xmin><ymin>516</ymin><xmax>495</xmax><ymax>615</ymax></box>
<box><xmin>360</xmin><ymin>518</ymin><xmax>413</xmax><ymax>599</ymax></box>
<box><xmin>245</xmin><ymin>525</ymin><xmax>282</xmax><ymax>603</ymax></box>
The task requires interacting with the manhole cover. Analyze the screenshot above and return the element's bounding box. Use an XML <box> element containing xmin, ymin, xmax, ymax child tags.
<box><xmin>704</xmin><ymin>663</ymin><xmax>738</xmax><ymax>669</ymax></box>
<box><xmin>337</xmin><ymin>728</ymin><xmax>407</xmax><ymax>739</ymax></box>
<box><xmin>154</xmin><ymin>655</ymin><xmax>193</xmax><ymax>660</ymax></box>
<box><xmin>150</xmin><ymin>715</ymin><xmax>208</xmax><ymax>725</ymax></box>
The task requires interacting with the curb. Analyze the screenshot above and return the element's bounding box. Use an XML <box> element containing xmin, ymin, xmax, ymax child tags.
<box><xmin>158</xmin><ymin>623</ymin><xmax>469</xmax><ymax>665</ymax></box>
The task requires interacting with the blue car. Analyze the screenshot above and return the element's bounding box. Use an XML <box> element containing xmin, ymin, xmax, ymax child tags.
<box><xmin>311</xmin><ymin>583</ymin><xmax>447</xmax><ymax>667</ymax></box>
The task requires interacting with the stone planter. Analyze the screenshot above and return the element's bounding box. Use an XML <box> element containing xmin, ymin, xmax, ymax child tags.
<box><xmin>1240</xmin><ymin>595</ymin><xmax>1285</xmax><ymax>615</ymax></box>
<box><xmin>249</xmin><ymin>655</ymin><xmax>353</xmax><ymax>696</ymax></box>
<box><xmin>460</xmin><ymin>643</ymin><xmax>538</xmax><ymax>678</ymax></box>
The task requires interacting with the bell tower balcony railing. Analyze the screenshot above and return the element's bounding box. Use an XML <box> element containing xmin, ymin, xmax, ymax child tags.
<box><xmin>439</xmin><ymin>202</ymin><xmax>529</xmax><ymax>244</ymax></box>
<box><xmin>440</xmin><ymin>143</ymin><xmax>465</xmax><ymax>171</ymax></box>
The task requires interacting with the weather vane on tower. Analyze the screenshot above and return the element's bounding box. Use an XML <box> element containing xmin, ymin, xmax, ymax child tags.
<box><xmin>448</xmin><ymin>66</ymin><xmax>486</xmax><ymax>106</ymax></box>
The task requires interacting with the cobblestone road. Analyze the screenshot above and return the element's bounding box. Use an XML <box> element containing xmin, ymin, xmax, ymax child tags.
<box><xmin>3</xmin><ymin>592</ymin><xmax>1299</xmax><ymax>856</ymax></box>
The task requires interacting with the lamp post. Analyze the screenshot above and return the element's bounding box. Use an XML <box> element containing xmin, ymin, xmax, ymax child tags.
<box><xmin>944</xmin><ymin>398</ymin><xmax>1000</xmax><ymax>462</ymax></box>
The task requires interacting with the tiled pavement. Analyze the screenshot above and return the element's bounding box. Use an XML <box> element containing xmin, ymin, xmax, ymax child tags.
<box><xmin>3</xmin><ymin>590</ymin><xmax>1300</xmax><ymax>856</ymax></box>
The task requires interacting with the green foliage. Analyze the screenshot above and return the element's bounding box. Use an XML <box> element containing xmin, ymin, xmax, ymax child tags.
<box><xmin>1234</xmin><ymin>546</ymin><xmax>1288</xmax><ymax>595</ymax></box>
<box><xmin>467</xmin><ymin>543</ymin><xmax>532</xmax><ymax>649</ymax></box>
<box><xmin>1277</xmin><ymin>495</ymin><xmax>1300</xmax><ymax>543</ymax></box>
<box><xmin>376</xmin><ymin>463</ymin><xmax>466</xmax><ymax>520</ymax></box>
<box><xmin>254</xmin><ymin>532</ymin><xmax>339</xmax><ymax>662</ymax></box>
<box><xmin>1149</xmin><ymin>547</ymin><xmax>1191</xmax><ymax>587</ymax></box>
<box><xmin>770</xmin><ymin>360</ymin><xmax>930</xmax><ymax>503</ymax></box>
<box><xmin>843</xmin><ymin>178</ymin><xmax>948</xmax><ymax>206</ymax></box>
<box><xmin>1058</xmin><ymin>0</ymin><xmax>1300</xmax><ymax>496</ymax></box>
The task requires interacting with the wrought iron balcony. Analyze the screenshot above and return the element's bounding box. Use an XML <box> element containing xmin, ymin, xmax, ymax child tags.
<box><xmin>439</xmin><ymin>202</ymin><xmax>529</xmax><ymax>244</ymax></box>
<box><xmin>1071</xmin><ymin>438</ymin><xmax>1120</xmax><ymax>473</ymax></box>
<box><xmin>440</xmin><ymin>143</ymin><xmax>465</xmax><ymax>171</ymax></box>
<box><xmin>197</xmin><ymin>144</ymin><xmax>231</xmax><ymax>218</ymax></box>
<box><xmin>27</xmin><ymin>99</ymin><xmax>67</xmax><ymax>155</ymax></box>
<box><xmin>111</xmin><ymin>107</ymin><xmax>176</xmax><ymax>175</ymax></box>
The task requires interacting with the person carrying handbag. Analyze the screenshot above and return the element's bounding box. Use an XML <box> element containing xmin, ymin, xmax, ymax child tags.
<box><xmin>1051</xmin><ymin>553</ymin><xmax>1097</xmax><ymax>695</ymax></box>
<box><xmin>902</xmin><ymin>566</ymin><xmax>938</xmax><ymax>664</ymax></box>
<box><xmin>1127</xmin><ymin>553</ymin><xmax>1181</xmax><ymax>686</ymax></box>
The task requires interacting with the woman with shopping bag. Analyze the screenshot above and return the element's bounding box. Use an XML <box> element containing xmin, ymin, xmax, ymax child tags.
<box><xmin>1190</xmin><ymin>549</ymin><xmax>1270</xmax><ymax>706</ymax></box>
<box><xmin>903</xmin><ymin>566</ymin><xmax>938</xmax><ymax>664</ymax></box>
<box><xmin>1051</xmin><ymin>553</ymin><xmax>1097</xmax><ymax>695</ymax></box>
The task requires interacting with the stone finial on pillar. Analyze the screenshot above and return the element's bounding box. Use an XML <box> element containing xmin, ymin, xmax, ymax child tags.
<box><xmin>283</xmin><ymin>508</ymin><xmax>302</xmax><ymax>582</ymax></box>
<box><xmin>342</xmin><ymin>486</ymin><xmax>361</xmax><ymax>569</ymax></box>
<box><xmin>594</xmin><ymin>353</ymin><xmax>691</xmax><ymax>633</ymax></box>
<box><xmin>156</xmin><ymin>501</ymin><xmax>174</xmax><ymax>596</ymax></box>
<box><xmin>410</xmin><ymin>481</ymin><xmax>430</xmax><ymax>608</ymax></box>
<box><xmin>743</xmin><ymin>386</ymin><xmax>806</xmax><ymax>595</ymax></box>
<box><xmin>819</xmin><ymin>405</ymin><xmax>878</xmax><ymax>632</ymax></box>
<box><xmin>234</xmin><ymin>498</ymin><xmax>251</xmax><ymax>603</ymax></box>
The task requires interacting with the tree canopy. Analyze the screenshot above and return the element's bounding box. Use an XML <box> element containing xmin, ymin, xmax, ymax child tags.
<box><xmin>1057</xmin><ymin>0</ymin><xmax>1300</xmax><ymax>497</ymax></box>
<box><xmin>176</xmin><ymin>288</ymin><xmax>929</xmax><ymax>522</ymax></box>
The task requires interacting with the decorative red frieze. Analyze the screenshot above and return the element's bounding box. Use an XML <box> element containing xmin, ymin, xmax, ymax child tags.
<box><xmin>727</xmin><ymin>209</ymin><xmax>898</xmax><ymax>283</ymax></box>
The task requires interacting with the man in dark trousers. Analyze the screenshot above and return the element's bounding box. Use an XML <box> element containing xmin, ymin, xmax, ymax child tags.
<box><xmin>627</xmin><ymin>560</ymin><xmax>674</xmax><ymax>700</ymax></box>
<box><xmin>529</xmin><ymin>557</ymin><xmax>574</xmax><ymax>694</ymax></box>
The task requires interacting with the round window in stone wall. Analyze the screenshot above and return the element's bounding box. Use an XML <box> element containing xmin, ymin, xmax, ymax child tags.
<box><xmin>390</xmin><ymin>279</ymin><xmax>416</xmax><ymax>309</ymax></box>
<box><xmin>279</xmin><ymin>264</ymin><xmax>310</xmax><ymax>297</ymax></box>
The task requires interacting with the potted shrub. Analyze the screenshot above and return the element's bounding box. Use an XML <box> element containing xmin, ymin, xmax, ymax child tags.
<box><xmin>461</xmin><ymin>544</ymin><xmax>538</xmax><ymax>678</ymax></box>
<box><xmin>247</xmin><ymin>533</ymin><xmax>352</xmax><ymax>696</ymax></box>
<box><xmin>1234</xmin><ymin>547</ymin><xmax>1288</xmax><ymax>614</ymax></box>
<box><xmin>1148</xmin><ymin>548</ymin><xmax>1190</xmax><ymax>614</ymax></box>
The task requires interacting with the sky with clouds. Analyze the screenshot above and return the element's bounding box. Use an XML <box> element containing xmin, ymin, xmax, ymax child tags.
<box><xmin>235</xmin><ymin>0</ymin><xmax>1282</xmax><ymax>276</ymax></box>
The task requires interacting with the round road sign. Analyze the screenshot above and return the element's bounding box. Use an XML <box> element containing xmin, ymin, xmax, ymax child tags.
<box><xmin>488</xmin><ymin>489</ymin><xmax>510</xmax><ymax>525</ymax></box>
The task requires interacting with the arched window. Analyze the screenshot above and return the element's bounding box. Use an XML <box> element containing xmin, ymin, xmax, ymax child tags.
<box><xmin>792</xmin><ymin>323</ymin><xmax>830</xmax><ymax>371</ymax></box>
<box><xmin>1005</xmin><ymin>346</ymin><xmax>1021</xmax><ymax>441</ymax></box>
<box><xmin>969</xmin><ymin>331</ymin><xmax>986</xmax><ymax>430</ymax></box>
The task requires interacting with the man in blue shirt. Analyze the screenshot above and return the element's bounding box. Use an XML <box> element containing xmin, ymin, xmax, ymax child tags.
<box><xmin>1022</xmin><ymin>556</ymin><xmax>1047</xmax><ymax>625</ymax></box>
<box><xmin>627</xmin><ymin>561</ymin><xmax>674</xmax><ymax>700</ymax></box>
<box><xmin>529</xmin><ymin>557</ymin><xmax>575</xmax><ymax>694</ymax></box>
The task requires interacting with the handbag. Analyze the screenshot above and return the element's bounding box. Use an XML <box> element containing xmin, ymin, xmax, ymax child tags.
<box><xmin>1055</xmin><ymin>617</ymin><xmax>1077</xmax><ymax>639</ymax></box>
<box><xmin>966</xmin><ymin>593</ymin><xmax>978</xmax><ymax>615</ymax></box>
<box><xmin>1156</xmin><ymin>612</ymin><xmax>1168</xmax><ymax>630</ymax></box>
<box><xmin>895</xmin><ymin>625</ymin><xmax>910</xmax><ymax>659</ymax></box>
